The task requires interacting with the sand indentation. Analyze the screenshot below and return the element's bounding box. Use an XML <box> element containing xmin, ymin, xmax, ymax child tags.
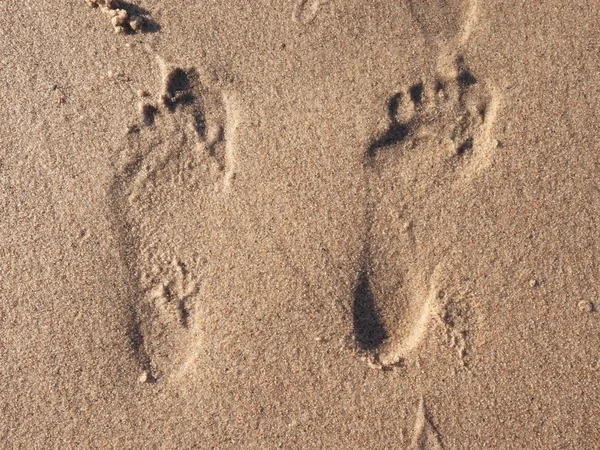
<box><xmin>292</xmin><ymin>0</ymin><xmax>330</xmax><ymax>25</ymax></box>
<box><xmin>356</xmin><ymin>56</ymin><xmax>497</xmax><ymax>368</ymax></box>
<box><xmin>110</xmin><ymin>58</ymin><xmax>239</xmax><ymax>381</ymax></box>
<box><xmin>408</xmin><ymin>0</ymin><xmax>479</xmax><ymax>74</ymax></box>
<box><xmin>410</xmin><ymin>397</ymin><xmax>444</xmax><ymax>450</ymax></box>
<box><xmin>367</xmin><ymin>56</ymin><xmax>499</xmax><ymax>185</ymax></box>
<box><xmin>354</xmin><ymin>0</ymin><xmax>497</xmax><ymax>370</ymax></box>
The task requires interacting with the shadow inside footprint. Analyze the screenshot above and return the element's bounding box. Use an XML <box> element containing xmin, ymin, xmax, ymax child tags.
<box><xmin>353</xmin><ymin>267</ymin><xmax>388</xmax><ymax>351</ymax></box>
<box><xmin>163</xmin><ymin>68</ymin><xmax>196</xmax><ymax>107</ymax></box>
<box><xmin>366</xmin><ymin>93</ymin><xmax>411</xmax><ymax>161</ymax></box>
<box><xmin>162</xmin><ymin>68</ymin><xmax>207</xmax><ymax>138</ymax></box>
<box><xmin>456</xmin><ymin>55</ymin><xmax>477</xmax><ymax>88</ymax></box>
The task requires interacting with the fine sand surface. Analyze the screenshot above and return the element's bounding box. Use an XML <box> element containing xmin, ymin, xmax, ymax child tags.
<box><xmin>1</xmin><ymin>0</ymin><xmax>599</xmax><ymax>448</ymax></box>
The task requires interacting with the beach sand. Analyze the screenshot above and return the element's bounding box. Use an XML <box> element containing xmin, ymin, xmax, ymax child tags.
<box><xmin>1</xmin><ymin>0</ymin><xmax>599</xmax><ymax>448</ymax></box>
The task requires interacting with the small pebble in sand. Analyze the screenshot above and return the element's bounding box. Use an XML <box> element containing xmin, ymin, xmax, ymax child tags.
<box><xmin>529</xmin><ymin>279</ymin><xmax>538</xmax><ymax>288</ymax></box>
<box><xmin>50</xmin><ymin>83</ymin><xmax>58</xmax><ymax>90</ymax></box>
<box><xmin>115</xmin><ymin>9</ymin><xmax>128</xmax><ymax>24</ymax></box>
<box><xmin>138</xmin><ymin>371</ymin><xmax>149</xmax><ymax>383</ymax></box>
<box><xmin>129</xmin><ymin>15</ymin><xmax>144</xmax><ymax>32</ymax></box>
<box><xmin>577</xmin><ymin>300</ymin><xmax>593</xmax><ymax>313</ymax></box>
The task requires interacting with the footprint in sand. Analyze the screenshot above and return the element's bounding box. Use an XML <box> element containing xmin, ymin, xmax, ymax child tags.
<box><xmin>292</xmin><ymin>0</ymin><xmax>330</xmax><ymax>25</ymax></box>
<box><xmin>408</xmin><ymin>0</ymin><xmax>480</xmax><ymax>72</ymax></box>
<box><xmin>409</xmin><ymin>397</ymin><xmax>444</xmax><ymax>449</ymax></box>
<box><xmin>110</xmin><ymin>57</ymin><xmax>239</xmax><ymax>381</ymax></box>
<box><xmin>353</xmin><ymin>0</ymin><xmax>499</xmax><ymax>368</ymax></box>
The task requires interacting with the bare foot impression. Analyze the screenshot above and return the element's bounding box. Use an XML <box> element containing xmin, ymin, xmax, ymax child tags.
<box><xmin>110</xmin><ymin>56</ymin><xmax>239</xmax><ymax>382</ymax></box>
<box><xmin>292</xmin><ymin>0</ymin><xmax>330</xmax><ymax>25</ymax></box>
<box><xmin>353</xmin><ymin>0</ymin><xmax>499</xmax><ymax>368</ymax></box>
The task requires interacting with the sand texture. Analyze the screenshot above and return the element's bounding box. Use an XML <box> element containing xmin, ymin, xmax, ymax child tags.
<box><xmin>1</xmin><ymin>0</ymin><xmax>599</xmax><ymax>448</ymax></box>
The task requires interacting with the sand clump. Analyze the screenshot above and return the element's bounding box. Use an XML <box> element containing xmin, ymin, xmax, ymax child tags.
<box><xmin>86</xmin><ymin>0</ymin><xmax>145</xmax><ymax>33</ymax></box>
<box><xmin>578</xmin><ymin>300</ymin><xmax>594</xmax><ymax>313</ymax></box>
